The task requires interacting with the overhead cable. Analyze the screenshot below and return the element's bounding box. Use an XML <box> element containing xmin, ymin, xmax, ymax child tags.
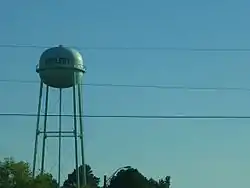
<box><xmin>1</xmin><ymin>44</ymin><xmax>250</xmax><ymax>52</ymax></box>
<box><xmin>0</xmin><ymin>113</ymin><xmax>250</xmax><ymax>119</ymax></box>
<box><xmin>0</xmin><ymin>79</ymin><xmax>250</xmax><ymax>92</ymax></box>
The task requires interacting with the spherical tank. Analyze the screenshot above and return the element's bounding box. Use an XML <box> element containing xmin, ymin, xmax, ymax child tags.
<box><xmin>36</xmin><ymin>45</ymin><xmax>85</xmax><ymax>88</ymax></box>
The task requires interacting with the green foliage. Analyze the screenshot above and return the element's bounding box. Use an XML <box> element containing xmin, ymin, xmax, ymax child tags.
<box><xmin>63</xmin><ymin>164</ymin><xmax>100</xmax><ymax>188</ymax></box>
<box><xmin>0</xmin><ymin>157</ymin><xmax>31</xmax><ymax>188</ymax></box>
<box><xmin>0</xmin><ymin>157</ymin><xmax>57</xmax><ymax>188</ymax></box>
<box><xmin>108</xmin><ymin>168</ymin><xmax>171</xmax><ymax>188</ymax></box>
<box><xmin>30</xmin><ymin>173</ymin><xmax>58</xmax><ymax>188</ymax></box>
<box><xmin>108</xmin><ymin>168</ymin><xmax>149</xmax><ymax>188</ymax></box>
<box><xmin>0</xmin><ymin>157</ymin><xmax>170</xmax><ymax>188</ymax></box>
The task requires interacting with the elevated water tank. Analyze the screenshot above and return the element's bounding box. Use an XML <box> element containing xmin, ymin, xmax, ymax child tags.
<box><xmin>36</xmin><ymin>45</ymin><xmax>85</xmax><ymax>88</ymax></box>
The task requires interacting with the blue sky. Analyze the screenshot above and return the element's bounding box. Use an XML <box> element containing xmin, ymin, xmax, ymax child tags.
<box><xmin>1</xmin><ymin>0</ymin><xmax>250</xmax><ymax>187</ymax></box>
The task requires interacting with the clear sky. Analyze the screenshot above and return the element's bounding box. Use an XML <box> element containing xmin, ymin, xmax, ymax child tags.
<box><xmin>1</xmin><ymin>0</ymin><xmax>250</xmax><ymax>188</ymax></box>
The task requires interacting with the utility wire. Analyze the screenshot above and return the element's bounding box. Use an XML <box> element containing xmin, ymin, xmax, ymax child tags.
<box><xmin>0</xmin><ymin>79</ymin><xmax>250</xmax><ymax>92</ymax></box>
<box><xmin>0</xmin><ymin>113</ymin><xmax>250</xmax><ymax>119</ymax></box>
<box><xmin>1</xmin><ymin>44</ymin><xmax>250</xmax><ymax>52</ymax></box>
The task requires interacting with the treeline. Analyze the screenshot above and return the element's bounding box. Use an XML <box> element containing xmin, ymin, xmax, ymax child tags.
<box><xmin>0</xmin><ymin>157</ymin><xmax>171</xmax><ymax>188</ymax></box>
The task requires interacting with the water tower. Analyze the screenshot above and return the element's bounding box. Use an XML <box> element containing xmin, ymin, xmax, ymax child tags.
<box><xmin>32</xmin><ymin>45</ymin><xmax>86</xmax><ymax>188</ymax></box>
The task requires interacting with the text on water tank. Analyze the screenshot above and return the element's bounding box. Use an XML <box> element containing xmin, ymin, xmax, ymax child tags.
<box><xmin>45</xmin><ymin>58</ymin><xmax>70</xmax><ymax>65</ymax></box>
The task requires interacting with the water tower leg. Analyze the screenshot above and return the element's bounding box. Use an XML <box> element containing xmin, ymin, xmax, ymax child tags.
<box><xmin>73</xmin><ymin>81</ymin><xmax>80</xmax><ymax>188</ymax></box>
<box><xmin>78</xmin><ymin>81</ymin><xmax>87</xmax><ymax>187</ymax></box>
<box><xmin>58</xmin><ymin>88</ymin><xmax>63</xmax><ymax>188</ymax></box>
<box><xmin>32</xmin><ymin>82</ymin><xmax>43</xmax><ymax>178</ymax></box>
<box><xmin>41</xmin><ymin>85</ymin><xmax>50</xmax><ymax>174</ymax></box>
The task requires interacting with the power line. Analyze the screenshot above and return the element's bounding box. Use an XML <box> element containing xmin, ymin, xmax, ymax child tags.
<box><xmin>83</xmin><ymin>83</ymin><xmax>250</xmax><ymax>92</ymax></box>
<box><xmin>1</xmin><ymin>44</ymin><xmax>250</xmax><ymax>52</ymax></box>
<box><xmin>1</xmin><ymin>79</ymin><xmax>250</xmax><ymax>92</ymax></box>
<box><xmin>0</xmin><ymin>44</ymin><xmax>48</xmax><ymax>49</ymax></box>
<box><xmin>0</xmin><ymin>113</ymin><xmax>250</xmax><ymax>119</ymax></box>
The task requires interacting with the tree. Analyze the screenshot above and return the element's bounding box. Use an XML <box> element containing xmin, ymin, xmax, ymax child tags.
<box><xmin>148</xmin><ymin>178</ymin><xmax>159</xmax><ymax>188</ymax></box>
<box><xmin>159</xmin><ymin>176</ymin><xmax>171</xmax><ymax>188</ymax></box>
<box><xmin>108</xmin><ymin>168</ymin><xmax>171</xmax><ymax>188</ymax></box>
<box><xmin>30</xmin><ymin>173</ymin><xmax>58</xmax><ymax>188</ymax></box>
<box><xmin>63</xmin><ymin>164</ymin><xmax>100</xmax><ymax>188</ymax></box>
<box><xmin>108</xmin><ymin>168</ymin><xmax>149</xmax><ymax>188</ymax></box>
<box><xmin>0</xmin><ymin>157</ymin><xmax>31</xmax><ymax>188</ymax></box>
<box><xmin>0</xmin><ymin>157</ymin><xmax>57</xmax><ymax>188</ymax></box>
<box><xmin>0</xmin><ymin>157</ymin><xmax>170</xmax><ymax>188</ymax></box>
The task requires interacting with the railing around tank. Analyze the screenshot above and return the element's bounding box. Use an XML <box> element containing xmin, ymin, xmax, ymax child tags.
<box><xmin>36</xmin><ymin>64</ymin><xmax>86</xmax><ymax>73</ymax></box>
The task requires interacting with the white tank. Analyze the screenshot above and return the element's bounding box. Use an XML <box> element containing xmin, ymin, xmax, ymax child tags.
<box><xmin>36</xmin><ymin>45</ymin><xmax>85</xmax><ymax>88</ymax></box>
